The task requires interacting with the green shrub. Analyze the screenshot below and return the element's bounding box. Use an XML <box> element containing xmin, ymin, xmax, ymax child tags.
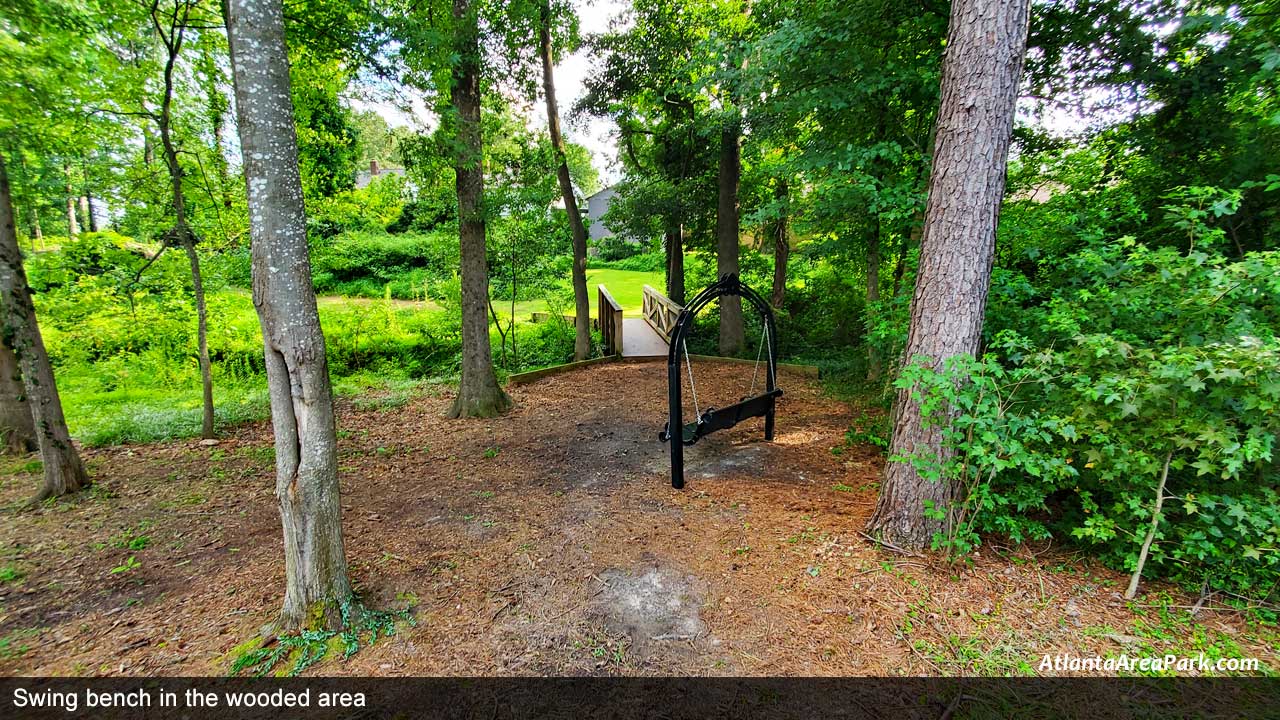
<box><xmin>894</xmin><ymin>229</ymin><xmax>1280</xmax><ymax>596</ymax></box>
<box><xmin>592</xmin><ymin>248</ymin><xmax>664</xmax><ymax>272</ymax></box>
<box><xmin>310</xmin><ymin>230</ymin><xmax>457</xmax><ymax>300</ymax></box>
<box><xmin>592</xmin><ymin>233</ymin><xmax>651</xmax><ymax>262</ymax></box>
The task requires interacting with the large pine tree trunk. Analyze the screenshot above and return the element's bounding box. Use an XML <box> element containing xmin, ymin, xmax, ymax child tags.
<box><xmin>0</xmin><ymin>336</ymin><xmax>36</xmax><ymax>454</ymax></box>
<box><xmin>538</xmin><ymin>0</ymin><xmax>591</xmax><ymax>361</ymax></box>
<box><xmin>226</xmin><ymin>0</ymin><xmax>353</xmax><ymax>631</ymax></box>
<box><xmin>869</xmin><ymin>0</ymin><xmax>1031</xmax><ymax>549</ymax></box>
<box><xmin>448</xmin><ymin>0</ymin><xmax>511</xmax><ymax>419</ymax></box>
<box><xmin>771</xmin><ymin>179</ymin><xmax>789</xmax><ymax>310</ymax></box>
<box><xmin>716</xmin><ymin>125</ymin><xmax>744</xmax><ymax>355</ymax></box>
<box><xmin>0</xmin><ymin>156</ymin><xmax>89</xmax><ymax>500</ymax></box>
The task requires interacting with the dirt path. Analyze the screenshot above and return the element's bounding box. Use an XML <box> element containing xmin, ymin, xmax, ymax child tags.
<box><xmin>0</xmin><ymin>362</ymin><xmax>1274</xmax><ymax>676</ymax></box>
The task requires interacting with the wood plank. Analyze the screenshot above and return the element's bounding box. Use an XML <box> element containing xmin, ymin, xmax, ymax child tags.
<box><xmin>507</xmin><ymin>354</ymin><xmax>622</xmax><ymax>386</ymax></box>
<box><xmin>686</xmin><ymin>354</ymin><xmax>820</xmax><ymax>377</ymax></box>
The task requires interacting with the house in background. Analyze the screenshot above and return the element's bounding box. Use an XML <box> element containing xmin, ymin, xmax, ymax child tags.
<box><xmin>585</xmin><ymin>185</ymin><xmax>641</xmax><ymax>246</ymax></box>
<box><xmin>355</xmin><ymin>160</ymin><xmax>405</xmax><ymax>189</ymax></box>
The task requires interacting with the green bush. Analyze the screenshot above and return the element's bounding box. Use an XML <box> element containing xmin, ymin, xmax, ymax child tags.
<box><xmin>895</xmin><ymin>226</ymin><xmax>1280</xmax><ymax>596</ymax></box>
<box><xmin>310</xmin><ymin>230</ymin><xmax>457</xmax><ymax>300</ymax></box>
<box><xmin>593</xmin><ymin>248</ymin><xmax>664</xmax><ymax>272</ymax></box>
<box><xmin>592</xmin><ymin>233</ymin><xmax>651</xmax><ymax>262</ymax></box>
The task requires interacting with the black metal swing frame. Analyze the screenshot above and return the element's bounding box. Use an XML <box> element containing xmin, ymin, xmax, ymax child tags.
<box><xmin>658</xmin><ymin>274</ymin><xmax>782</xmax><ymax>489</ymax></box>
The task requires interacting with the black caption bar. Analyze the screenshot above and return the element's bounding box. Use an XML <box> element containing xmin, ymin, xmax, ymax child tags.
<box><xmin>2</xmin><ymin>677</ymin><xmax>1277</xmax><ymax>719</ymax></box>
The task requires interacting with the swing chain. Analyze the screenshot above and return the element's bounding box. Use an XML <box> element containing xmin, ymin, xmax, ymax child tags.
<box><xmin>682</xmin><ymin>339</ymin><xmax>701</xmax><ymax>419</ymax></box>
<box><xmin>749</xmin><ymin>323</ymin><xmax>770</xmax><ymax>396</ymax></box>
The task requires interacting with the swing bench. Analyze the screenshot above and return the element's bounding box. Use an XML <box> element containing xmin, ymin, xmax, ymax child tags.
<box><xmin>658</xmin><ymin>274</ymin><xmax>782</xmax><ymax>489</ymax></box>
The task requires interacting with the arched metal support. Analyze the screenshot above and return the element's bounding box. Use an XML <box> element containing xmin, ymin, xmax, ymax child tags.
<box><xmin>658</xmin><ymin>274</ymin><xmax>782</xmax><ymax>489</ymax></box>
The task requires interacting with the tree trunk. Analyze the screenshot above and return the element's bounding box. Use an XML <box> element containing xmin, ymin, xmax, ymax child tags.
<box><xmin>890</xmin><ymin>217</ymin><xmax>921</xmax><ymax>298</ymax></box>
<box><xmin>0</xmin><ymin>155</ymin><xmax>89</xmax><ymax>501</ymax></box>
<box><xmin>154</xmin><ymin>2</ymin><xmax>216</xmax><ymax>439</ymax></box>
<box><xmin>866</xmin><ymin>217</ymin><xmax>883</xmax><ymax>381</ymax></box>
<box><xmin>665</xmin><ymin>225</ymin><xmax>684</xmax><ymax>305</ymax></box>
<box><xmin>869</xmin><ymin>0</ymin><xmax>1031</xmax><ymax>550</ymax></box>
<box><xmin>30</xmin><ymin>208</ymin><xmax>42</xmax><ymax>248</ymax></box>
<box><xmin>201</xmin><ymin>41</ymin><xmax>234</xmax><ymax>211</ymax></box>
<box><xmin>447</xmin><ymin>0</ymin><xmax>511</xmax><ymax>419</ymax></box>
<box><xmin>226</xmin><ymin>0</ymin><xmax>353</xmax><ymax>632</ymax></box>
<box><xmin>0</xmin><ymin>335</ymin><xmax>36</xmax><ymax>454</ymax></box>
<box><xmin>184</xmin><ymin>241</ymin><xmax>215</xmax><ymax>438</ymax></box>
<box><xmin>538</xmin><ymin>0</ymin><xmax>590</xmax><ymax>362</ymax></box>
<box><xmin>771</xmin><ymin>179</ymin><xmax>789</xmax><ymax>310</ymax></box>
<box><xmin>78</xmin><ymin>196</ymin><xmax>91</xmax><ymax>235</ymax></box>
<box><xmin>716</xmin><ymin>124</ymin><xmax>744</xmax><ymax>355</ymax></box>
<box><xmin>63</xmin><ymin>170</ymin><xmax>79</xmax><ymax>239</ymax></box>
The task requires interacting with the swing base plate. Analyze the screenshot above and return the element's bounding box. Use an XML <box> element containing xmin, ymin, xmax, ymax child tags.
<box><xmin>659</xmin><ymin>389</ymin><xmax>783</xmax><ymax>446</ymax></box>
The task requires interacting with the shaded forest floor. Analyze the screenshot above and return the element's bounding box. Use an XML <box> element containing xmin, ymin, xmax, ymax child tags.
<box><xmin>0</xmin><ymin>361</ymin><xmax>1276</xmax><ymax>676</ymax></box>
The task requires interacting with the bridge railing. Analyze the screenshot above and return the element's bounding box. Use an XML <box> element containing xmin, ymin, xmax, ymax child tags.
<box><xmin>642</xmin><ymin>284</ymin><xmax>682</xmax><ymax>344</ymax></box>
<box><xmin>597</xmin><ymin>284</ymin><xmax>624</xmax><ymax>356</ymax></box>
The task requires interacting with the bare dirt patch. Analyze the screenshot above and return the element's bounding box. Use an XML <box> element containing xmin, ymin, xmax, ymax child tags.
<box><xmin>0</xmin><ymin>360</ymin><xmax>1275</xmax><ymax>677</ymax></box>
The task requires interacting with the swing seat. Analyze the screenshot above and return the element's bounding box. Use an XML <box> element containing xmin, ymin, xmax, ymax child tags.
<box><xmin>660</xmin><ymin>388</ymin><xmax>783</xmax><ymax>446</ymax></box>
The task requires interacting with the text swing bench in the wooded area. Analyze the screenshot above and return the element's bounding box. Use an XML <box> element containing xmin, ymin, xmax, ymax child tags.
<box><xmin>658</xmin><ymin>274</ymin><xmax>783</xmax><ymax>489</ymax></box>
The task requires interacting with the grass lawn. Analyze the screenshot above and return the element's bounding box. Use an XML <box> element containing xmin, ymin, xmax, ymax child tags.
<box><xmin>508</xmin><ymin>268</ymin><xmax>663</xmax><ymax>319</ymax></box>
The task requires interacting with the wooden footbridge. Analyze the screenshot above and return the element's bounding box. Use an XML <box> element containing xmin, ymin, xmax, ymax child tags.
<box><xmin>510</xmin><ymin>282</ymin><xmax>817</xmax><ymax>385</ymax></box>
<box><xmin>597</xmin><ymin>284</ymin><xmax>680</xmax><ymax>358</ymax></box>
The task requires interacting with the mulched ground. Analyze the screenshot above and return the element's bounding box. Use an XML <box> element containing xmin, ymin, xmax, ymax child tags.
<box><xmin>0</xmin><ymin>360</ymin><xmax>1275</xmax><ymax>676</ymax></box>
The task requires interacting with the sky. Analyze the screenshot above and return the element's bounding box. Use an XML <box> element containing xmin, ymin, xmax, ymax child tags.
<box><xmin>350</xmin><ymin>0</ymin><xmax>628</xmax><ymax>187</ymax></box>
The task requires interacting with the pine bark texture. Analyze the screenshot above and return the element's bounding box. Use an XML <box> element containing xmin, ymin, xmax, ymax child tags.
<box><xmin>448</xmin><ymin>0</ymin><xmax>511</xmax><ymax>419</ymax></box>
<box><xmin>0</xmin><ymin>156</ymin><xmax>89</xmax><ymax>500</ymax></box>
<box><xmin>0</xmin><ymin>335</ymin><xmax>35</xmax><ymax>454</ymax></box>
<box><xmin>716</xmin><ymin>125</ymin><xmax>744</xmax><ymax>355</ymax></box>
<box><xmin>538</xmin><ymin>0</ymin><xmax>591</xmax><ymax>361</ymax></box>
<box><xmin>869</xmin><ymin>0</ymin><xmax>1031</xmax><ymax>549</ymax></box>
<box><xmin>226</xmin><ymin>0</ymin><xmax>354</xmax><ymax>630</ymax></box>
<box><xmin>771</xmin><ymin>180</ymin><xmax>789</xmax><ymax>310</ymax></box>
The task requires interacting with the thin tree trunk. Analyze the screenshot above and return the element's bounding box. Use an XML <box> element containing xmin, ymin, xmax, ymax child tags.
<box><xmin>538</xmin><ymin>0</ymin><xmax>591</xmax><ymax>361</ymax></box>
<box><xmin>1125</xmin><ymin>450</ymin><xmax>1173</xmax><ymax>600</ymax></box>
<box><xmin>201</xmin><ymin>40</ymin><xmax>234</xmax><ymax>211</ymax></box>
<box><xmin>0</xmin><ymin>155</ymin><xmax>89</xmax><ymax>501</ymax></box>
<box><xmin>869</xmin><ymin>0</ymin><xmax>1031</xmax><ymax>550</ymax></box>
<box><xmin>448</xmin><ymin>0</ymin><xmax>511</xmax><ymax>419</ymax></box>
<box><xmin>0</xmin><ymin>335</ymin><xmax>36</xmax><ymax>454</ymax></box>
<box><xmin>716</xmin><ymin>124</ymin><xmax>744</xmax><ymax>355</ymax></box>
<box><xmin>63</xmin><ymin>169</ymin><xmax>79</xmax><ymax>239</ymax></box>
<box><xmin>894</xmin><ymin>213</ymin><xmax>925</xmax><ymax>298</ymax></box>
<box><xmin>771</xmin><ymin>179</ymin><xmax>789</xmax><ymax>310</ymax></box>
<box><xmin>226</xmin><ymin>0</ymin><xmax>353</xmax><ymax>632</ymax></box>
<box><xmin>184</xmin><ymin>242</ymin><xmax>215</xmax><ymax>437</ymax></box>
<box><xmin>866</xmin><ymin>217</ymin><xmax>883</xmax><ymax>381</ymax></box>
<box><xmin>666</xmin><ymin>225</ymin><xmax>685</xmax><ymax>305</ymax></box>
<box><xmin>153</xmin><ymin>1</ymin><xmax>215</xmax><ymax>439</ymax></box>
<box><xmin>30</xmin><ymin>208</ymin><xmax>42</xmax><ymax>248</ymax></box>
<box><xmin>78</xmin><ymin>196</ymin><xmax>91</xmax><ymax>235</ymax></box>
